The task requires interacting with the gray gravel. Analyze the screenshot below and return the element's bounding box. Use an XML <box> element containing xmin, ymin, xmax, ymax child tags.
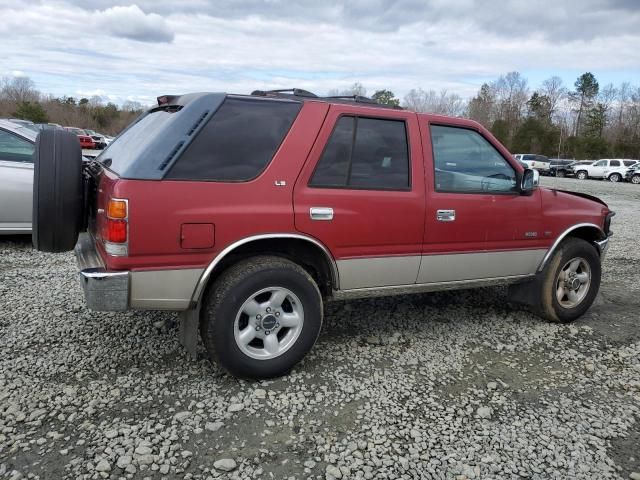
<box><xmin>1</xmin><ymin>176</ymin><xmax>639</xmax><ymax>479</ymax></box>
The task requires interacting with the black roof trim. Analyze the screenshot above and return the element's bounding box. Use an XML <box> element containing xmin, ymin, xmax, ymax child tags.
<box><xmin>251</xmin><ymin>88</ymin><xmax>403</xmax><ymax>110</ymax></box>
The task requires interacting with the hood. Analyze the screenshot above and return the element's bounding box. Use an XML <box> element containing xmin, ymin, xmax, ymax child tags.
<box><xmin>549</xmin><ymin>188</ymin><xmax>608</xmax><ymax>208</ymax></box>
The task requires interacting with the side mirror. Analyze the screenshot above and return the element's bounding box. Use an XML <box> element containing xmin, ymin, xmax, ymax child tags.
<box><xmin>521</xmin><ymin>168</ymin><xmax>539</xmax><ymax>194</ymax></box>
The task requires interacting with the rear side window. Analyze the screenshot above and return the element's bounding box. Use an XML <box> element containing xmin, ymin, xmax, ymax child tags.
<box><xmin>167</xmin><ymin>97</ymin><xmax>301</xmax><ymax>181</ymax></box>
<box><xmin>310</xmin><ymin>116</ymin><xmax>409</xmax><ymax>190</ymax></box>
<box><xmin>610</xmin><ymin>160</ymin><xmax>621</xmax><ymax>167</ymax></box>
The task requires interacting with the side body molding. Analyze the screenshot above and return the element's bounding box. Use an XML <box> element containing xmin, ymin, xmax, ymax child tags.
<box><xmin>190</xmin><ymin>233</ymin><xmax>340</xmax><ymax>304</ymax></box>
<box><xmin>537</xmin><ymin>222</ymin><xmax>606</xmax><ymax>272</ymax></box>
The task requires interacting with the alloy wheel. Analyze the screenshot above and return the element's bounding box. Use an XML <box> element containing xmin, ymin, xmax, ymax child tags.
<box><xmin>233</xmin><ymin>287</ymin><xmax>304</xmax><ymax>360</ymax></box>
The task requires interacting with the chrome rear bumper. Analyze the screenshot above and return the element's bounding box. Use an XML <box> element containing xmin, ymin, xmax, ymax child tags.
<box><xmin>75</xmin><ymin>233</ymin><xmax>129</xmax><ymax>311</ymax></box>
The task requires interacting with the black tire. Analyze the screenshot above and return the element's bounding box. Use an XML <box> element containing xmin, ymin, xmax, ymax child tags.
<box><xmin>538</xmin><ymin>238</ymin><xmax>601</xmax><ymax>323</ymax></box>
<box><xmin>576</xmin><ymin>170</ymin><xmax>588</xmax><ymax>180</ymax></box>
<box><xmin>608</xmin><ymin>173</ymin><xmax>621</xmax><ymax>183</ymax></box>
<box><xmin>200</xmin><ymin>256</ymin><xmax>323</xmax><ymax>379</ymax></box>
<box><xmin>32</xmin><ymin>129</ymin><xmax>84</xmax><ymax>252</ymax></box>
<box><xmin>632</xmin><ymin>174</ymin><xmax>640</xmax><ymax>185</ymax></box>
<box><xmin>556</xmin><ymin>170</ymin><xmax>566</xmax><ymax>178</ymax></box>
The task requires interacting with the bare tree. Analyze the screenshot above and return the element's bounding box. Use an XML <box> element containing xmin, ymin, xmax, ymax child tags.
<box><xmin>539</xmin><ymin>76</ymin><xmax>567</xmax><ymax>119</ymax></box>
<box><xmin>402</xmin><ymin>88</ymin><xmax>465</xmax><ymax>116</ymax></box>
<box><xmin>0</xmin><ymin>75</ymin><xmax>40</xmax><ymax>103</ymax></box>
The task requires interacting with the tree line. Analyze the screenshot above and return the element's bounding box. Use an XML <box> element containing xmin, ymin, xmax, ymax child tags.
<box><xmin>0</xmin><ymin>76</ymin><xmax>142</xmax><ymax>135</ymax></box>
<box><xmin>4</xmin><ymin>72</ymin><xmax>639</xmax><ymax>159</ymax></box>
<box><xmin>334</xmin><ymin>73</ymin><xmax>640</xmax><ymax>160</ymax></box>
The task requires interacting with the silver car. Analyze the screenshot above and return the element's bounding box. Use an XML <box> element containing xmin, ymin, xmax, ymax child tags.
<box><xmin>0</xmin><ymin>119</ymin><xmax>37</xmax><ymax>233</ymax></box>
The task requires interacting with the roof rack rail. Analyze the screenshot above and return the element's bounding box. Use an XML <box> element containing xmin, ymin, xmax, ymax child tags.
<box><xmin>251</xmin><ymin>88</ymin><xmax>318</xmax><ymax>98</ymax></box>
<box><xmin>249</xmin><ymin>88</ymin><xmax>403</xmax><ymax>110</ymax></box>
<box><xmin>324</xmin><ymin>95</ymin><xmax>378</xmax><ymax>105</ymax></box>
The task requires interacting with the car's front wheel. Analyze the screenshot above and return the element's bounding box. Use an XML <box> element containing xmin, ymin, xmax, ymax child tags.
<box><xmin>631</xmin><ymin>174</ymin><xmax>640</xmax><ymax>185</ymax></box>
<box><xmin>576</xmin><ymin>170</ymin><xmax>588</xmax><ymax>180</ymax></box>
<box><xmin>556</xmin><ymin>170</ymin><xmax>566</xmax><ymax>178</ymax></box>
<box><xmin>539</xmin><ymin>238</ymin><xmax>601</xmax><ymax>323</ymax></box>
<box><xmin>200</xmin><ymin>256</ymin><xmax>323</xmax><ymax>379</ymax></box>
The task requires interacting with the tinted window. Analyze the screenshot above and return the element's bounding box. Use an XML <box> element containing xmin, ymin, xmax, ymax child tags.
<box><xmin>0</xmin><ymin>129</ymin><xmax>34</xmax><ymax>163</ymax></box>
<box><xmin>610</xmin><ymin>160</ymin><xmax>621</xmax><ymax>167</ymax></box>
<box><xmin>430</xmin><ymin>125</ymin><xmax>517</xmax><ymax>193</ymax></box>
<box><xmin>623</xmin><ymin>160</ymin><xmax>637</xmax><ymax>166</ymax></box>
<box><xmin>98</xmin><ymin>110</ymin><xmax>175</xmax><ymax>174</ymax></box>
<box><xmin>309</xmin><ymin>117</ymin><xmax>354</xmax><ymax>187</ymax></box>
<box><xmin>168</xmin><ymin>97</ymin><xmax>301</xmax><ymax>181</ymax></box>
<box><xmin>310</xmin><ymin>116</ymin><xmax>409</xmax><ymax>189</ymax></box>
<box><xmin>522</xmin><ymin>154</ymin><xmax>536</xmax><ymax>161</ymax></box>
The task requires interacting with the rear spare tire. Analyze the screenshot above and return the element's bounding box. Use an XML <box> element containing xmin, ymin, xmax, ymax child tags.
<box><xmin>32</xmin><ymin>129</ymin><xmax>84</xmax><ymax>252</ymax></box>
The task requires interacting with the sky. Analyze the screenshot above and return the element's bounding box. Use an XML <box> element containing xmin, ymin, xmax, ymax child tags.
<box><xmin>1</xmin><ymin>0</ymin><xmax>639</xmax><ymax>106</ymax></box>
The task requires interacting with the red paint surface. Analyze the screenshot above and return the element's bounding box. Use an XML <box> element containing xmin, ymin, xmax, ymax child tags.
<box><xmin>91</xmin><ymin>101</ymin><xmax>609</xmax><ymax>274</ymax></box>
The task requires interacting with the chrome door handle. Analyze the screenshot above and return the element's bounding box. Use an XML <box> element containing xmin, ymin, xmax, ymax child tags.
<box><xmin>310</xmin><ymin>207</ymin><xmax>334</xmax><ymax>221</ymax></box>
<box><xmin>436</xmin><ymin>209</ymin><xmax>455</xmax><ymax>222</ymax></box>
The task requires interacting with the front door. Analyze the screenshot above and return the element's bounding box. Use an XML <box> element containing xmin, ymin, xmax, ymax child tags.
<box><xmin>419</xmin><ymin>122</ymin><xmax>544</xmax><ymax>283</ymax></box>
<box><xmin>0</xmin><ymin>129</ymin><xmax>35</xmax><ymax>231</ymax></box>
<box><xmin>294</xmin><ymin>106</ymin><xmax>425</xmax><ymax>290</ymax></box>
<box><xmin>590</xmin><ymin>160</ymin><xmax>608</xmax><ymax>178</ymax></box>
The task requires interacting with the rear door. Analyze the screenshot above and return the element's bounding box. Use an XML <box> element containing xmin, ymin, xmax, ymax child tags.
<box><xmin>0</xmin><ymin>128</ymin><xmax>34</xmax><ymax>232</ymax></box>
<box><xmin>293</xmin><ymin>106</ymin><xmax>425</xmax><ymax>290</ymax></box>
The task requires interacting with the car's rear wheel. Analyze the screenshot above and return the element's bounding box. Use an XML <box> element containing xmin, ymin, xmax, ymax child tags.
<box><xmin>608</xmin><ymin>173</ymin><xmax>621</xmax><ymax>182</ymax></box>
<box><xmin>539</xmin><ymin>238</ymin><xmax>601</xmax><ymax>323</ymax></box>
<box><xmin>632</xmin><ymin>174</ymin><xmax>640</xmax><ymax>185</ymax></box>
<box><xmin>576</xmin><ymin>170</ymin><xmax>588</xmax><ymax>180</ymax></box>
<box><xmin>200</xmin><ymin>256</ymin><xmax>323</xmax><ymax>379</ymax></box>
<box><xmin>32</xmin><ymin>129</ymin><xmax>84</xmax><ymax>252</ymax></box>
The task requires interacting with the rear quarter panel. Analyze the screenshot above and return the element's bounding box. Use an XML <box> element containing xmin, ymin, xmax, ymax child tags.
<box><xmin>99</xmin><ymin>101</ymin><xmax>330</xmax><ymax>272</ymax></box>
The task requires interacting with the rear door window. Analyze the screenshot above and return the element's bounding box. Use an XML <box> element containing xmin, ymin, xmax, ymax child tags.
<box><xmin>167</xmin><ymin>97</ymin><xmax>301</xmax><ymax>181</ymax></box>
<box><xmin>310</xmin><ymin>116</ymin><xmax>409</xmax><ymax>190</ymax></box>
<box><xmin>610</xmin><ymin>160</ymin><xmax>621</xmax><ymax>167</ymax></box>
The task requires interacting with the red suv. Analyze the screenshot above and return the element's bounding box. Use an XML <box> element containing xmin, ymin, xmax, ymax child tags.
<box><xmin>32</xmin><ymin>89</ymin><xmax>614</xmax><ymax>379</ymax></box>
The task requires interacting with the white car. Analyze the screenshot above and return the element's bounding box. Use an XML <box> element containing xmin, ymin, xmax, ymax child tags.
<box><xmin>0</xmin><ymin>119</ymin><xmax>37</xmax><ymax>233</ymax></box>
<box><xmin>574</xmin><ymin>159</ymin><xmax>639</xmax><ymax>182</ymax></box>
<box><xmin>513</xmin><ymin>154</ymin><xmax>550</xmax><ymax>172</ymax></box>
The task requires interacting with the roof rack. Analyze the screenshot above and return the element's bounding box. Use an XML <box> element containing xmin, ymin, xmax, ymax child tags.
<box><xmin>324</xmin><ymin>95</ymin><xmax>379</xmax><ymax>105</ymax></box>
<box><xmin>250</xmin><ymin>88</ymin><xmax>403</xmax><ymax>110</ymax></box>
<box><xmin>251</xmin><ymin>88</ymin><xmax>318</xmax><ymax>98</ymax></box>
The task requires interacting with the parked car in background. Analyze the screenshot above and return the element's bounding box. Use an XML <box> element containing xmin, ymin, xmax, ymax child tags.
<box><xmin>34</xmin><ymin>123</ymin><xmax>63</xmax><ymax>131</ymax></box>
<box><xmin>0</xmin><ymin>119</ymin><xmax>37</xmax><ymax>234</ymax></box>
<box><xmin>625</xmin><ymin>164</ymin><xmax>640</xmax><ymax>184</ymax></box>
<box><xmin>548</xmin><ymin>159</ymin><xmax>576</xmax><ymax>177</ymax></box>
<box><xmin>64</xmin><ymin>127</ymin><xmax>96</xmax><ymax>149</ymax></box>
<box><xmin>574</xmin><ymin>159</ymin><xmax>638</xmax><ymax>182</ymax></box>
<box><xmin>31</xmin><ymin>89</ymin><xmax>614</xmax><ymax>379</ymax></box>
<box><xmin>513</xmin><ymin>154</ymin><xmax>550</xmax><ymax>173</ymax></box>
<box><xmin>7</xmin><ymin>118</ymin><xmax>40</xmax><ymax>133</ymax></box>
<box><xmin>83</xmin><ymin>129</ymin><xmax>107</xmax><ymax>149</ymax></box>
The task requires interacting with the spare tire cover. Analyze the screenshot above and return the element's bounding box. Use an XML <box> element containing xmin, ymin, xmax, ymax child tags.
<box><xmin>32</xmin><ymin>129</ymin><xmax>84</xmax><ymax>252</ymax></box>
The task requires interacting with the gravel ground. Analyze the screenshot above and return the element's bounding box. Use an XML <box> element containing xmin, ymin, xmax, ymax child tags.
<box><xmin>1</xmin><ymin>176</ymin><xmax>639</xmax><ymax>480</ymax></box>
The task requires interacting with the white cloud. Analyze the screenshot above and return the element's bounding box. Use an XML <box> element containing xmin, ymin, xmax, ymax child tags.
<box><xmin>97</xmin><ymin>5</ymin><xmax>174</xmax><ymax>43</ymax></box>
<box><xmin>0</xmin><ymin>1</ymin><xmax>638</xmax><ymax>105</ymax></box>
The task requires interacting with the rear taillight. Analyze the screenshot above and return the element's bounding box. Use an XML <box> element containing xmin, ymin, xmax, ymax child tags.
<box><xmin>103</xmin><ymin>198</ymin><xmax>128</xmax><ymax>256</ymax></box>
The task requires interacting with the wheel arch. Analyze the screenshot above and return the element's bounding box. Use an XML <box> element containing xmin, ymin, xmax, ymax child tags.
<box><xmin>191</xmin><ymin>234</ymin><xmax>339</xmax><ymax>305</ymax></box>
<box><xmin>537</xmin><ymin>223</ymin><xmax>606</xmax><ymax>272</ymax></box>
